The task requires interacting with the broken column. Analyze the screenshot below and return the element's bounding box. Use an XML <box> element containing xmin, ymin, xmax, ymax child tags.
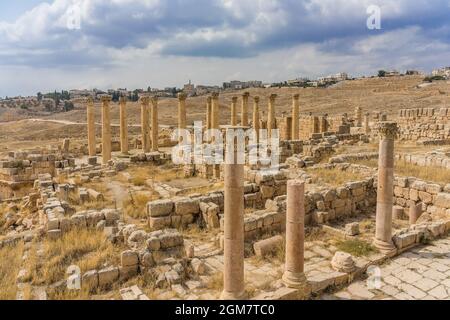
<box><xmin>364</xmin><ymin>113</ymin><xmax>371</xmax><ymax>134</ymax></box>
<box><xmin>178</xmin><ymin>92</ymin><xmax>187</xmax><ymax>130</ymax></box>
<box><xmin>119</xmin><ymin>96</ymin><xmax>128</xmax><ymax>154</ymax></box>
<box><xmin>241</xmin><ymin>92</ymin><xmax>249</xmax><ymax>127</ymax></box>
<box><xmin>268</xmin><ymin>94</ymin><xmax>277</xmax><ymax>138</ymax></box>
<box><xmin>253</xmin><ymin>96</ymin><xmax>260</xmax><ymax>142</ymax></box>
<box><xmin>211</xmin><ymin>93</ymin><xmax>219</xmax><ymax>129</ymax></box>
<box><xmin>101</xmin><ymin>95</ymin><xmax>112</xmax><ymax>164</ymax></box>
<box><xmin>140</xmin><ymin>97</ymin><xmax>151</xmax><ymax>153</ymax></box>
<box><xmin>291</xmin><ymin>94</ymin><xmax>300</xmax><ymax>140</ymax></box>
<box><xmin>151</xmin><ymin>96</ymin><xmax>159</xmax><ymax>152</ymax></box>
<box><xmin>282</xmin><ymin>180</ymin><xmax>307</xmax><ymax>289</ymax></box>
<box><xmin>231</xmin><ymin>96</ymin><xmax>238</xmax><ymax>126</ymax></box>
<box><xmin>409</xmin><ymin>202</ymin><xmax>423</xmax><ymax>225</ymax></box>
<box><xmin>221</xmin><ymin>131</ymin><xmax>245</xmax><ymax>300</ymax></box>
<box><xmin>86</xmin><ymin>97</ymin><xmax>96</xmax><ymax>157</ymax></box>
<box><xmin>373</xmin><ymin>122</ymin><xmax>398</xmax><ymax>254</ymax></box>
<box><xmin>355</xmin><ymin>106</ymin><xmax>362</xmax><ymax>127</ymax></box>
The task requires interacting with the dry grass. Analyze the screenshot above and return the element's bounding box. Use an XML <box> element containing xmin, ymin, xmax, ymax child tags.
<box><xmin>128</xmin><ymin>165</ymin><xmax>183</xmax><ymax>183</ymax></box>
<box><xmin>26</xmin><ymin>229</ymin><xmax>121</xmax><ymax>287</ymax></box>
<box><xmin>336</xmin><ymin>239</ymin><xmax>377</xmax><ymax>257</ymax></box>
<box><xmin>0</xmin><ymin>242</ymin><xmax>24</xmax><ymax>300</ymax></box>
<box><xmin>206</xmin><ymin>272</ymin><xmax>223</xmax><ymax>291</ymax></box>
<box><xmin>123</xmin><ymin>192</ymin><xmax>153</xmax><ymax>220</ymax></box>
<box><xmin>131</xmin><ymin>176</ymin><xmax>146</xmax><ymax>186</ymax></box>
<box><xmin>352</xmin><ymin>159</ymin><xmax>450</xmax><ymax>184</ymax></box>
<box><xmin>306</xmin><ymin>167</ymin><xmax>368</xmax><ymax>187</ymax></box>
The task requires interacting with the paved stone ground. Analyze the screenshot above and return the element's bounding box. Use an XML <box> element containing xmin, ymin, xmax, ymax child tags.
<box><xmin>324</xmin><ymin>238</ymin><xmax>450</xmax><ymax>300</ymax></box>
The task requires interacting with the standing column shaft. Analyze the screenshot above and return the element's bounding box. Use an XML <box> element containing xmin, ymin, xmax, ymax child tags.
<box><xmin>231</xmin><ymin>97</ymin><xmax>238</xmax><ymax>126</ymax></box>
<box><xmin>101</xmin><ymin>96</ymin><xmax>112</xmax><ymax>164</ymax></box>
<box><xmin>206</xmin><ymin>97</ymin><xmax>212</xmax><ymax>129</ymax></box>
<box><xmin>268</xmin><ymin>94</ymin><xmax>277</xmax><ymax>138</ymax></box>
<box><xmin>292</xmin><ymin>94</ymin><xmax>300</xmax><ymax>140</ymax></box>
<box><xmin>211</xmin><ymin>93</ymin><xmax>219</xmax><ymax>129</ymax></box>
<box><xmin>355</xmin><ymin>107</ymin><xmax>362</xmax><ymax>127</ymax></box>
<box><xmin>119</xmin><ymin>97</ymin><xmax>128</xmax><ymax>154</ymax></box>
<box><xmin>364</xmin><ymin>113</ymin><xmax>370</xmax><ymax>134</ymax></box>
<box><xmin>151</xmin><ymin>96</ymin><xmax>159</xmax><ymax>152</ymax></box>
<box><xmin>283</xmin><ymin>180</ymin><xmax>307</xmax><ymax>288</ymax></box>
<box><xmin>252</xmin><ymin>97</ymin><xmax>260</xmax><ymax>142</ymax></box>
<box><xmin>178</xmin><ymin>93</ymin><xmax>187</xmax><ymax>130</ymax></box>
<box><xmin>140</xmin><ymin>97</ymin><xmax>151</xmax><ymax>152</ymax></box>
<box><xmin>374</xmin><ymin>122</ymin><xmax>398</xmax><ymax>254</ymax></box>
<box><xmin>241</xmin><ymin>92</ymin><xmax>249</xmax><ymax>126</ymax></box>
<box><xmin>86</xmin><ymin>98</ymin><xmax>96</xmax><ymax>157</ymax></box>
<box><xmin>221</xmin><ymin>134</ymin><xmax>245</xmax><ymax>300</ymax></box>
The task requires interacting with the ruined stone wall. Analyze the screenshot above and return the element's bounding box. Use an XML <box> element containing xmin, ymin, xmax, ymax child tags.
<box><xmin>397</xmin><ymin>107</ymin><xmax>450</xmax><ymax>142</ymax></box>
<box><xmin>397</xmin><ymin>152</ymin><xmax>450</xmax><ymax>170</ymax></box>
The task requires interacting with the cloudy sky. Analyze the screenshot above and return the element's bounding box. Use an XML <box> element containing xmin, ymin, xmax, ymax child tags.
<box><xmin>0</xmin><ymin>0</ymin><xmax>449</xmax><ymax>97</ymax></box>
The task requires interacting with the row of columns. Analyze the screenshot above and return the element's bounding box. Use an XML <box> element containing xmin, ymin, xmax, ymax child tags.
<box><xmin>86</xmin><ymin>95</ymin><xmax>159</xmax><ymax>164</ymax></box>
<box><xmin>222</xmin><ymin>120</ymin><xmax>400</xmax><ymax>299</ymax></box>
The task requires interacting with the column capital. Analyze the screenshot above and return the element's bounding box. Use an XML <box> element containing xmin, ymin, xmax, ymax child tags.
<box><xmin>269</xmin><ymin>94</ymin><xmax>277</xmax><ymax>101</ymax></box>
<box><xmin>211</xmin><ymin>92</ymin><xmax>219</xmax><ymax>100</ymax></box>
<box><xmin>100</xmin><ymin>95</ymin><xmax>111</xmax><ymax>103</ymax></box>
<box><xmin>253</xmin><ymin>96</ymin><xmax>260</xmax><ymax>103</ymax></box>
<box><xmin>375</xmin><ymin>121</ymin><xmax>398</xmax><ymax>139</ymax></box>
<box><xmin>177</xmin><ymin>92</ymin><xmax>187</xmax><ymax>100</ymax></box>
<box><xmin>139</xmin><ymin>96</ymin><xmax>150</xmax><ymax>105</ymax></box>
<box><xmin>231</xmin><ymin>96</ymin><xmax>238</xmax><ymax>103</ymax></box>
<box><xmin>207</xmin><ymin>96</ymin><xmax>212</xmax><ymax>103</ymax></box>
<box><xmin>242</xmin><ymin>92</ymin><xmax>250</xmax><ymax>98</ymax></box>
<box><xmin>119</xmin><ymin>96</ymin><xmax>127</xmax><ymax>103</ymax></box>
<box><xmin>292</xmin><ymin>94</ymin><xmax>300</xmax><ymax>100</ymax></box>
<box><xmin>151</xmin><ymin>96</ymin><xmax>159</xmax><ymax>104</ymax></box>
<box><xmin>86</xmin><ymin>97</ymin><xmax>94</xmax><ymax>104</ymax></box>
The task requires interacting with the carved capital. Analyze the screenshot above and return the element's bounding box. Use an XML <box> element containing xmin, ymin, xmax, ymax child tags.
<box><xmin>375</xmin><ymin>121</ymin><xmax>398</xmax><ymax>139</ymax></box>
<box><xmin>253</xmin><ymin>96</ymin><xmax>260</xmax><ymax>103</ymax></box>
<box><xmin>177</xmin><ymin>92</ymin><xmax>187</xmax><ymax>100</ymax></box>
<box><xmin>231</xmin><ymin>96</ymin><xmax>238</xmax><ymax>103</ymax></box>
<box><xmin>100</xmin><ymin>95</ymin><xmax>111</xmax><ymax>103</ymax></box>
<box><xmin>139</xmin><ymin>96</ymin><xmax>150</xmax><ymax>105</ymax></box>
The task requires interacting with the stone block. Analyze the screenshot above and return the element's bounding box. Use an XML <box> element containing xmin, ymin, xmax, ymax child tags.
<box><xmin>98</xmin><ymin>266</ymin><xmax>119</xmax><ymax>287</ymax></box>
<box><xmin>174</xmin><ymin>198</ymin><xmax>200</xmax><ymax>215</ymax></box>
<box><xmin>121</xmin><ymin>250</ymin><xmax>139</xmax><ymax>267</ymax></box>
<box><xmin>147</xmin><ymin>199</ymin><xmax>174</xmax><ymax>217</ymax></box>
<box><xmin>253</xmin><ymin>235</ymin><xmax>283</xmax><ymax>257</ymax></box>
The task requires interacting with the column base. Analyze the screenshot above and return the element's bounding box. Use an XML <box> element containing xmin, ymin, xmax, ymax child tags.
<box><xmin>373</xmin><ymin>238</ymin><xmax>397</xmax><ymax>255</ymax></box>
<box><xmin>282</xmin><ymin>271</ymin><xmax>307</xmax><ymax>289</ymax></box>
<box><xmin>220</xmin><ymin>290</ymin><xmax>247</xmax><ymax>300</ymax></box>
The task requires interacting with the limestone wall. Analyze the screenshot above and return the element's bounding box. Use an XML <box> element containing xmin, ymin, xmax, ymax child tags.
<box><xmin>397</xmin><ymin>152</ymin><xmax>450</xmax><ymax>170</ymax></box>
<box><xmin>397</xmin><ymin>107</ymin><xmax>450</xmax><ymax>141</ymax></box>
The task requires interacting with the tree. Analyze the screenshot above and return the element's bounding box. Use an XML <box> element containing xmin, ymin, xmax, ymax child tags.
<box><xmin>378</xmin><ymin>70</ymin><xmax>386</xmax><ymax>77</ymax></box>
<box><xmin>37</xmin><ymin>92</ymin><xmax>43</xmax><ymax>101</ymax></box>
<box><xmin>63</xmin><ymin>101</ymin><xmax>74</xmax><ymax>112</ymax></box>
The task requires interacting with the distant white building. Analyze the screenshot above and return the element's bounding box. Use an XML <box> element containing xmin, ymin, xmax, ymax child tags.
<box><xmin>223</xmin><ymin>80</ymin><xmax>263</xmax><ymax>90</ymax></box>
<box><xmin>432</xmin><ymin>67</ymin><xmax>450</xmax><ymax>79</ymax></box>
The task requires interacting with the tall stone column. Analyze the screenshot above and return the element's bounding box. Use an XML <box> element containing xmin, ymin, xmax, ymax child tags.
<box><xmin>241</xmin><ymin>92</ymin><xmax>249</xmax><ymax>127</ymax></box>
<box><xmin>291</xmin><ymin>94</ymin><xmax>300</xmax><ymax>140</ymax></box>
<box><xmin>86</xmin><ymin>97</ymin><xmax>96</xmax><ymax>157</ymax></box>
<box><xmin>221</xmin><ymin>131</ymin><xmax>245</xmax><ymax>300</ymax></box>
<box><xmin>374</xmin><ymin>122</ymin><xmax>398</xmax><ymax>254</ymax></box>
<box><xmin>211</xmin><ymin>93</ymin><xmax>219</xmax><ymax>129</ymax></box>
<box><xmin>178</xmin><ymin>92</ymin><xmax>187</xmax><ymax>130</ymax></box>
<box><xmin>206</xmin><ymin>97</ymin><xmax>212</xmax><ymax>129</ymax></box>
<box><xmin>252</xmin><ymin>96</ymin><xmax>260</xmax><ymax>142</ymax></box>
<box><xmin>101</xmin><ymin>95</ymin><xmax>112</xmax><ymax>164</ymax></box>
<box><xmin>119</xmin><ymin>96</ymin><xmax>128</xmax><ymax>154</ymax></box>
<box><xmin>355</xmin><ymin>106</ymin><xmax>362</xmax><ymax>127</ymax></box>
<box><xmin>230</xmin><ymin>96</ymin><xmax>238</xmax><ymax>126</ymax></box>
<box><xmin>364</xmin><ymin>113</ymin><xmax>371</xmax><ymax>134</ymax></box>
<box><xmin>140</xmin><ymin>97</ymin><xmax>151</xmax><ymax>153</ymax></box>
<box><xmin>151</xmin><ymin>96</ymin><xmax>159</xmax><ymax>152</ymax></box>
<box><xmin>283</xmin><ymin>180</ymin><xmax>307</xmax><ymax>289</ymax></box>
<box><xmin>268</xmin><ymin>94</ymin><xmax>277</xmax><ymax>138</ymax></box>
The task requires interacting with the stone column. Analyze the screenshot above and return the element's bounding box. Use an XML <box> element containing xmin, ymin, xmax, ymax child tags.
<box><xmin>283</xmin><ymin>180</ymin><xmax>307</xmax><ymax>289</ymax></box>
<box><xmin>252</xmin><ymin>96</ymin><xmax>260</xmax><ymax>142</ymax></box>
<box><xmin>86</xmin><ymin>97</ymin><xmax>96</xmax><ymax>157</ymax></box>
<box><xmin>374</xmin><ymin>122</ymin><xmax>398</xmax><ymax>254</ymax></box>
<box><xmin>151</xmin><ymin>96</ymin><xmax>159</xmax><ymax>152</ymax></box>
<box><xmin>221</xmin><ymin>131</ymin><xmax>245</xmax><ymax>300</ymax></box>
<box><xmin>291</xmin><ymin>94</ymin><xmax>300</xmax><ymax>140</ymax></box>
<box><xmin>231</xmin><ymin>96</ymin><xmax>238</xmax><ymax>126</ymax></box>
<box><xmin>178</xmin><ymin>92</ymin><xmax>187</xmax><ymax>130</ymax></box>
<box><xmin>409</xmin><ymin>202</ymin><xmax>422</xmax><ymax>225</ymax></box>
<box><xmin>101</xmin><ymin>95</ymin><xmax>112</xmax><ymax>164</ymax></box>
<box><xmin>268</xmin><ymin>94</ymin><xmax>277</xmax><ymax>138</ymax></box>
<box><xmin>119</xmin><ymin>96</ymin><xmax>128</xmax><ymax>154</ymax></box>
<box><xmin>206</xmin><ymin>97</ymin><xmax>212</xmax><ymax>129</ymax></box>
<box><xmin>140</xmin><ymin>97</ymin><xmax>151</xmax><ymax>153</ymax></box>
<box><xmin>364</xmin><ymin>113</ymin><xmax>371</xmax><ymax>134</ymax></box>
<box><xmin>355</xmin><ymin>106</ymin><xmax>362</xmax><ymax>127</ymax></box>
<box><xmin>241</xmin><ymin>92</ymin><xmax>249</xmax><ymax>126</ymax></box>
<box><xmin>211</xmin><ymin>93</ymin><xmax>219</xmax><ymax>129</ymax></box>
